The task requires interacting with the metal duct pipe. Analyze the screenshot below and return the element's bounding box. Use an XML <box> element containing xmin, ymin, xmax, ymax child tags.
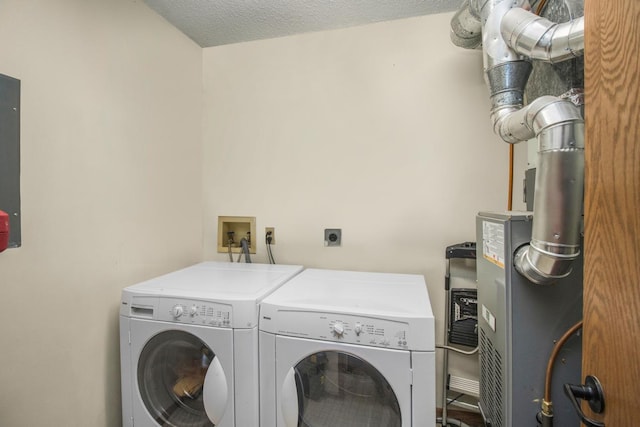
<box><xmin>479</xmin><ymin>0</ymin><xmax>529</xmax><ymax>88</ymax></box>
<box><xmin>506</xmin><ymin>97</ymin><xmax>585</xmax><ymax>284</ymax></box>
<box><xmin>486</xmin><ymin>61</ymin><xmax>533</xmax><ymax>139</ymax></box>
<box><xmin>493</xmin><ymin>94</ymin><xmax>585</xmax><ymax>285</ymax></box>
<box><xmin>450</xmin><ymin>0</ymin><xmax>482</xmax><ymax>49</ymax></box>
<box><xmin>501</xmin><ymin>8</ymin><xmax>584</xmax><ymax>63</ymax></box>
<box><xmin>449</xmin><ymin>1</ymin><xmax>586</xmax><ymax>285</ymax></box>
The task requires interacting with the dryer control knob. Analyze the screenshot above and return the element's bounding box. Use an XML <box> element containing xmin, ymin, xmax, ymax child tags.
<box><xmin>172</xmin><ymin>305</ymin><xmax>184</xmax><ymax>318</ymax></box>
<box><xmin>354</xmin><ymin>323</ymin><xmax>363</xmax><ymax>336</ymax></box>
<box><xmin>332</xmin><ymin>322</ymin><xmax>345</xmax><ymax>337</ymax></box>
<box><xmin>189</xmin><ymin>305</ymin><xmax>198</xmax><ymax>316</ymax></box>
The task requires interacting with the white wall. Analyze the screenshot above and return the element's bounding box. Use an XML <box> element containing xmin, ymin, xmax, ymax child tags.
<box><xmin>0</xmin><ymin>1</ymin><xmax>203</xmax><ymax>425</ymax></box>
<box><xmin>203</xmin><ymin>12</ymin><xmax>527</xmax><ymax>406</ymax></box>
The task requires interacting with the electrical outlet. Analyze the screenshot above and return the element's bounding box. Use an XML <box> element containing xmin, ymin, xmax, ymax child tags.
<box><xmin>217</xmin><ymin>216</ymin><xmax>256</xmax><ymax>254</ymax></box>
<box><xmin>265</xmin><ymin>227</ymin><xmax>275</xmax><ymax>245</ymax></box>
<box><xmin>324</xmin><ymin>228</ymin><xmax>342</xmax><ymax>247</ymax></box>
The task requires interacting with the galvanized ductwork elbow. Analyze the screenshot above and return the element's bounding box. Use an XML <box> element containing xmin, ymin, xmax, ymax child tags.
<box><xmin>450</xmin><ymin>0</ymin><xmax>482</xmax><ymax>49</ymax></box>
<box><xmin>501</xmin><ymin>8</ymin><xmax>584</xmax><ymax>63</ymax></box>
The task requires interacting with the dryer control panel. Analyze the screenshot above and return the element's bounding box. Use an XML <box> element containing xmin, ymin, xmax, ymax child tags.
<box><xmin>126</xmin><ymin>296</ymin><xmax>233</xmax><ymax>328</ymax></box>
<box><xmin>267</xmin><ymin>310</ymin><xmax>411</xmax><ymax>350</ymax></box>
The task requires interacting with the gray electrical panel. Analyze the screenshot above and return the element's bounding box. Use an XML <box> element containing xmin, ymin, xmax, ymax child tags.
<box><xmin>476</xmin><ymin>212</ymin><xmax>583</xmax><ymax>427</ymax></box>
<box><xmin>0</xmin><ymin>73</ymin><xmax>21</xmax><ymax>248</ymax></box>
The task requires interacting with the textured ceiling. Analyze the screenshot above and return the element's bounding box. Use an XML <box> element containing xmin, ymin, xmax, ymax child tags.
<box><xmin>143</xmin><ymin>0</ymin><xmax>463</xmax><ymax>47</ymax></box>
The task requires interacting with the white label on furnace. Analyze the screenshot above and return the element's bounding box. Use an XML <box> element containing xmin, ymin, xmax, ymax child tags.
<box><xmin>482</xmin><ymin>304</ymin><xmax>496</xmax><ymax>332</ymax></box>
<box><xmin>482</xmin><ymin>221</ymin><xmax>505</xmax><ymax>269</ymax></box>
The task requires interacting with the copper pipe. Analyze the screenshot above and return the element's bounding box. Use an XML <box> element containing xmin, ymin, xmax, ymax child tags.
<box><xmin>544</xmin><ymin>320</ymin><xmax>583</xmax><ymax>402</ymax></box>
<box><xmin>536</xmin><ymin>0</ymin><xmax>549</xmax><ymax>15</ymax></box>
<box><xmin>508</xmin><ymin>144</ymin><xmax>514</xmax><ymax>210</ymax></box>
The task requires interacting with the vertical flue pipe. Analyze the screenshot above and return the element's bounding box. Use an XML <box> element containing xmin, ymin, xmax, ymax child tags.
<box><xmin>502</xmin><ymin>97</ymin><xmax>585</xmax><ymax>284</ymax></box>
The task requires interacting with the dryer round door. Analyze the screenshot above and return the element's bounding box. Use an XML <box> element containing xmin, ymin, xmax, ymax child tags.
<box><xmin>137</xmin><ymin>329</ymin><xmax>229</xmax><ymax>427</ymax></box>
<box><xmin>279</xmin><ymin>346</ymin><xmax>406</xmax><ymax>427</ymax></box>
<box><xmin>275</xmin><ymin>336</ymin><xmax>412</xmax><ymax>427</ymax></box>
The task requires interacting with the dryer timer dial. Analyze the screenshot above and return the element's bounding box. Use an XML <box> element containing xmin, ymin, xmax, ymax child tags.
<box><xmin>171</xmin><ymin>305</ymin><xmax>184</xmax><ymax>318</ymax></box>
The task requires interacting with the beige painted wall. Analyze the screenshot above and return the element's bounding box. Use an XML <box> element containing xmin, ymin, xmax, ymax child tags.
<box><xmin>203</xmin><ymin>12</ymin><xmax>527</xmax><ymax>406</ymax></box>
<box><xmin>0</xmin><ymin>1</ymin><xmax>203</xmax><ymax>425</ymax></box>
<box><xmin>0</xmin><ymin>4</ymin><xmax>529</xmax><ymax>424</ymax></box>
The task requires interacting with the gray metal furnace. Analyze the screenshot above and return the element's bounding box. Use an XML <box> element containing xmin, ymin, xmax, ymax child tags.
<box><xmin>476</xmin><ymin>212</ymin><xmax>583</xmax><ymax>427</ymax></box>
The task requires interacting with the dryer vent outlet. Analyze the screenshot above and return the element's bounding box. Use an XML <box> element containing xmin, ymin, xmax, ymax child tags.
<box><xmin>324</xmin><ymin>229</ymin><xmax>342</xmax><ymax>247</ymax></box>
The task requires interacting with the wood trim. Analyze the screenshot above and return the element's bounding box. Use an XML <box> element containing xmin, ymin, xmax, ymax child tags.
<box><xmin>583</xmin><ymin>0</ymin><xmax>640</xmax><ymax>424</ymax></box>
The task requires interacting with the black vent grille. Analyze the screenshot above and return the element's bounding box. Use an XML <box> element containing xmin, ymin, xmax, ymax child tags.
<box><xmin>449</xmin><ymin>289</ymin><xmax>478</xmax><ymax>347</ymax></box>
<box><xmin>480</xmin><ymin>328</ymin><xmax>504</xmax><ymax>427</ymax></box>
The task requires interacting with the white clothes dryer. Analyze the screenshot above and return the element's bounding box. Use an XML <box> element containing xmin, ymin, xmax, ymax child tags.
<box><xmin>120</xmin><ymin>261</ymin><xmax>303</xmax><ymax>427</ymax></box>
<box><xmin>259</xmin><ymin>269</ymin><xmax>435</xmax><ymax>427</ymax></box>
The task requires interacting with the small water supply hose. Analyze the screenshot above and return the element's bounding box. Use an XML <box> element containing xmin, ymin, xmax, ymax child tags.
<box><xmin>240</xmin><ymin>237</ymin><xmax>251</xmax><ymax>263</ymax></box>
<box><xmin>227</xmin><ymin>231</ymin><xmax>235</xmax><ymax>262</ymax></box>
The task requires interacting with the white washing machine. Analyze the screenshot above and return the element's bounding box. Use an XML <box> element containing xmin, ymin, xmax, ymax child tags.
<box><xmin>259</xmin><ymin>269</ymin><xmax>435</xmax><ymax>427</ymax></box>
<box><xmin>120</xmin><ymin>261</ymin><xmax>303</xmax><ymax>427</ymax></box>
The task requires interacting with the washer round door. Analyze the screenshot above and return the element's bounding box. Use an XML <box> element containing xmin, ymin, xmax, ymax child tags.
<box><xmin>137</xmin><ymin>330</ymin><xmax>229</xmax><ymax>427</ymax></box>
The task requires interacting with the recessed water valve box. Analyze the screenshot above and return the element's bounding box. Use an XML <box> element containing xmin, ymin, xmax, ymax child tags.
<box><xmin>217</xmin><ymin>216</ymin><xmax>256</xmax><ymax>254</ymax></box>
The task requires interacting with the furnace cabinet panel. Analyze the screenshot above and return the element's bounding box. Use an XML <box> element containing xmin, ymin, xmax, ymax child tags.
<box><xmin>0</xmin><ymin>73</ymin><xmax>20</xmax><ymax>248</ymax></box>
<box><xmin>476</xmin><ymin>212</ymin><xmax>583</xmax><ymax>427</ymax></box>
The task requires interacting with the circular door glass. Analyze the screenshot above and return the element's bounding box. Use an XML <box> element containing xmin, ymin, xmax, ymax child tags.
<box><xmin>294</xmin><ymin>351</ymin><xmax>401</xmax><ymax>427</ymax></box>
<box><xmin>137</xmin><ymin>330</ymin><xmax>217</xmax><ymax>427</ymax></box>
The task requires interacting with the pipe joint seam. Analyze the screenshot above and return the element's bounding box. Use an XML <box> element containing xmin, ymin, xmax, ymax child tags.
<box><xmin>501</xmin><ymin>7</ymin><xmax>584</xmax><ymax>63</ymax></box>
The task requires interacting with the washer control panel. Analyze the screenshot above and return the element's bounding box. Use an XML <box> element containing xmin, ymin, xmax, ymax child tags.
<box><xmin>129</xmin><ymin>296</ymin><xmax>232</xmax><ymax>327</ymax></box>
<box><xmin>272</xmin><ymin>311</ymin><xmax>410</xmax><ymax>350</ymax></box>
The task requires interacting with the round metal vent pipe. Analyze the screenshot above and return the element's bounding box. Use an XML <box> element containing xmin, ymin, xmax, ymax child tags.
<box><xmin>449</xmin><ymin>0</ymin><xmax>482</xmax><ymax>49</ymax></box>
<box><xmin>501</xmin><ymin>7</ymin><xmax>584</xmax><ymax>63</ymax></box>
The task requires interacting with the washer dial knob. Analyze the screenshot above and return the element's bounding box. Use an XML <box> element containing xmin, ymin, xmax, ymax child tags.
<box><xmin>332</xmin><ymin>322</ymin><xmax>345</xmax><ymax>337</ymax></box>
<box><xmin>172</xmin><ymin>305</ymin><xmax>184</xmax><ymax>318</ymax></box>
<box><xmin>189</xmin><ymin>305</ymin><xmax>198</xmax><ymax>316</ymax></box>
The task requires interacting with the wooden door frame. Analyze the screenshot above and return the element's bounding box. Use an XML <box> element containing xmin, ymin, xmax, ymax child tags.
<box><xmin>583</xmin><ymin>0</ymin><xmax>640</xmax><ymax>424</ymax></box>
